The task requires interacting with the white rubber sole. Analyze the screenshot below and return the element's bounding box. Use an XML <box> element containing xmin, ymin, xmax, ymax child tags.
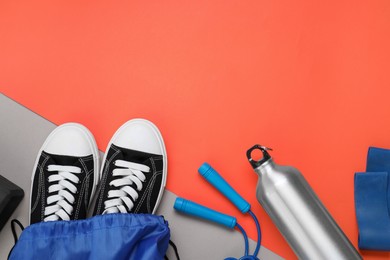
<box><xmin>29</xmin><ymin>123</ymin><xmax>100</xmax><ymax>224</ymax></box>
<box><xmin>100</xmin><ymin>118</ymin><xmax>167</xmax><ymax>214</ymax></box>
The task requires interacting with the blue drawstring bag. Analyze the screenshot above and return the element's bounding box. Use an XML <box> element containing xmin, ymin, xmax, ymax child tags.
<box><xmin>9</xmin><ymin>213</ymin><xmax>170</xmax><ymax>260</ymax></box>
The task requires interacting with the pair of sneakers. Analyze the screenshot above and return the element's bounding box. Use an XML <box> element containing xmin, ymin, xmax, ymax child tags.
<box><xmin>29</xmin><ymin>119</ymin><xmax>167</xmax><ymax>224</ymax></box>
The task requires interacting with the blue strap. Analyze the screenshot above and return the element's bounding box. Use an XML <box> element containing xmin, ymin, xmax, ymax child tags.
<box><xmin>366</xmin><ymin>147</ymin><xmax>390</xmax><ymax>216</ymax></box>
<box><xmin>355</xmin><ymin>172</ymin><xmax>390</xmax><ymax>250</ymax></box>
<box><xmin>354</xmin><ymin>147</ymin><xmax>390</xmax><ymax>251</ymax></box>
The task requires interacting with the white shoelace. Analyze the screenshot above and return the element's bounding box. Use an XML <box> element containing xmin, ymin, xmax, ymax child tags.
<box><xmin>103</xmin><ymin>160</ymin><xmax>150</xmax><ymax>214</ymax></box>
<box><xmin>44</xmin><ymin>165</ymin><xmax>81</xmax><ymax>221</ymax></box>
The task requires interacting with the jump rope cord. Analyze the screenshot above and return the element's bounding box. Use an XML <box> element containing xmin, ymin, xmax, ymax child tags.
<box><xmin>224</xmin><ymin>222</ymin><xmax>260</xmax><ymax>260</ymax></box>
<box><xmin>225</xmin><ymin>210</ymin><xmax>262</xmax><ymax>260</ymax></box>
<box><xmin>249</xmin><ymin>210</ymin><xmax>262</xmax><ymax>257</ymax></box>
<box><xmin>236</xmin><ymin>223</ymin><xmax>249</xmax><ymax>256</ymax></box>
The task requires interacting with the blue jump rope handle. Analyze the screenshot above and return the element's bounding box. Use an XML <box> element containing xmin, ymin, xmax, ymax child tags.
<box><xmin>198</xmin><ymin>162</ymin><xmax>250</xmax><ymax>214</ymax></box>
<box><xmin>174</xmin><ymin>197</ymin><xmax>237</xmax><ymax>228</ymax></box>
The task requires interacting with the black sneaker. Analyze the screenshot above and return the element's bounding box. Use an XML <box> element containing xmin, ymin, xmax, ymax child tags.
<box><xmin>93</xmin><ymin>119</ymin><xmax>167</xmax><ymax>215</ymax></box>
<box><xmin>30</xmin><ymin>123</ymin><xmax>99</xmax><ymax>224</ymax></box>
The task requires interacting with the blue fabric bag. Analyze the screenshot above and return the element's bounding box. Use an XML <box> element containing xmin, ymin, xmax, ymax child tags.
<box><xmin>9</xmin><ymin>213</ymin><xmax>170</xmax><ymax>260</ymax></box>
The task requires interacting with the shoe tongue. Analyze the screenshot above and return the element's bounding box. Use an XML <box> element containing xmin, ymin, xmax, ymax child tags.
<box><xmin>44</xmin><ymin>151</ymin><xmax>82</xmax><ymax>166</ymax></box>
<box><xmin>113</xmin><ymin>144</ymin><xmax>158</xmax><ymax>165</ymax></box>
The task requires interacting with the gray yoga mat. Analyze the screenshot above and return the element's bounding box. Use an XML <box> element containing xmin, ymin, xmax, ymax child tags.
<box><xmin>0</xmin><ymin>93</ymin><xmax>283</xmax><ymax>260</ymax></box>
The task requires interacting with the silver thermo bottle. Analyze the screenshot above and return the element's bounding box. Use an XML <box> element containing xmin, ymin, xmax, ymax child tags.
<box><xmin>246</xmin><ymin>145</ymin><xmax>361</xmax><ymax>260</ymax></box>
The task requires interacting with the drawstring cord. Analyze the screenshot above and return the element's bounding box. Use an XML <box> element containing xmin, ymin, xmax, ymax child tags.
<box><xmin>164</xmin><ymin>240</ymin><xmax>180</xmax><ymax>260</ymax></box>
<box><xmin>11</xmin><ymin>219</ymin><xmax>24</xmax><ymax>244</ymax></box>
<box><xmin>8</xmin><ymin>219</ymin><xmax>25</xmax><ymax>260</ymax></box>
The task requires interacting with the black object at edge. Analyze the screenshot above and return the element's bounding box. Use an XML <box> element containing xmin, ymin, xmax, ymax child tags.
<box><xmin>0</xmin><ymin>175</ymin><xmax>24</xmax><ymax>232</ymax></box>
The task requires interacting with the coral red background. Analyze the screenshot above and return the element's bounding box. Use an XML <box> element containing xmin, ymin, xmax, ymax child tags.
<box><xmin>1</xmin><ymin>1</ymin><xmax>390</xmax><ymax>259</ymax></box>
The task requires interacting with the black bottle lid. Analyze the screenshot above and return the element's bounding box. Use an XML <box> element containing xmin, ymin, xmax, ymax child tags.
<box><xmin>246</xmin><ymin>144</ymin><xmax>273</xmax><ymax>169</ymax></box>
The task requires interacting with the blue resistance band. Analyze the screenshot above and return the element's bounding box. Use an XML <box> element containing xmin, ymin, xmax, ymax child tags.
<box><xmin>355</xmin><ymin>147</ymin><xmax>390</xmax><ymax>251</ymax></box>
